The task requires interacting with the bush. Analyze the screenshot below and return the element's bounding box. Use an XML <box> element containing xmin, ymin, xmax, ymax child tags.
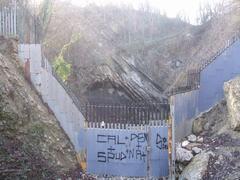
<box><xmin>53</xmin><ymin>55</ymin><xmax>71</xmax><ymax>82</ymax></box>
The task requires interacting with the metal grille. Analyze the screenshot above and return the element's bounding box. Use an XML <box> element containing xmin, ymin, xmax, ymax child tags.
<box><xmin>187</xmin><ymin>70</ymin><xmax>200</xmax><ymax>87</ymax></box>
<box><xmin>0</xmin><ymin>2</ymin><xmax>17</xmax><ymax>36</ymax></box>
<box><xmin>83</xmin><ymin>101</ymin><xmax>170</xmax><ymax>125</ymax></box>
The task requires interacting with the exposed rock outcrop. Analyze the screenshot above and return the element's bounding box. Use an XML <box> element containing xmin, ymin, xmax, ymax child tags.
<box><xmin>179</xmin><ymin>81</ymin><xmax>240</xmax><ymax>179</ymax></box>
<box><xmin>224</xmin><ymin>76</ymin><xmax>240</xmax><ymax>131</ymax></box>
<box><xmin>179</xmin><ymin>151</ymin><xmax>214</xmax><ymax>180</ymax></box>
<box><xmin>192</xmin><ymin>100</ymin><xmax>228</xmax><ymax>135</ymax></box>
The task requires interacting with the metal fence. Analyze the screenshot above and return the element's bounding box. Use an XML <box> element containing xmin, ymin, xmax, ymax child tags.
<box><xmin>83</xmin><ymin>101</ymin><xmax>170</xmax><ymax>125</ymax></box>
<box><xmin>0</xmin><ymin>2</ymin><xmax>17</xmax><ymax>36</ymax></box>
<box><xmin>170</xmin><ymin>33</ymin><xmax>240</xmax><ymax>141</ymax></box>
<box><xmin>199</xmin><ymin>33</ymin><xmax>240</xmax><ymax>72</ymax></box>
<box><xmin>167</xmin><ymin>85</ymin><xmax>199</xmax><ymax>96</ymax></box>
<box><xmin>168</xmin><ymin>33</ymin><xmax>240</xmax><ymax>96</ymax></box>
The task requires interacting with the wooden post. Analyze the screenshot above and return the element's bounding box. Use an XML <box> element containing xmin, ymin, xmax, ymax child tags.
<box><xmin>147</xmin><ymin>125</ymin><xmax>151</xmax><ymax>179</ymax></box>
<box><xmin>24</xmin><ymin>59</ymin><xmax>31</xmax><ymax>83</ymax></box>
<box><xmin>169</xmin><ymin>97</ymin><xmax>176</xmax><ymax>180</ymax></box>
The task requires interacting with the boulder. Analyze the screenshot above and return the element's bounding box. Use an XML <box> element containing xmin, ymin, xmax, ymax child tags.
<box><xmin>196</xmin><ymin>137</ymin><xmax>204</xmax><ymax>143</ymax></box>
<box><xmin>187</xmin><ymin>134</ymin><xmax>197</xmax><ymax>142</ymax></box>
<box><xmin>185</xmin><ymin>143</ymin><xmax>202</xmax><ymax>151</ymax></box>
<box><xmin>181</xmin><ymin>140</ymin><xmax>190</xmax><ymax>147</ymax></box>
<box><xmin>224</xmin><ymin>76</ymin><xmax>240</xmax><ymax>131</ymax></box>
<box><xmin>192</xmin><ymin>147</ymin><xmax>202</xmax><ymax>155</ymax></box>
<box><xmin>179</xmin><ymin>151</ymin><xmax>214</xmax><ymax>180</ymax></box>
<box><xmin>176</xmin><ymin>146</ymin><xmax>193</xmax><ymax>163</ymax></box>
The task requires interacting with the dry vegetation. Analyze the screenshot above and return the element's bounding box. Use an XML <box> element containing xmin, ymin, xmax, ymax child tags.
<box><xmin>0</xmin><ymin>37</ymin><xmax>82</xmax><ymax>179</ymax></box>
<box><xmin>15</xmin><ymin>0</ymin><xmax>240</xmax><ymax>101</ymax></box>
<box><xmin>40</xmin><ymin>0</ymin><xmax>240</xmax><ymax>102</ymax></box>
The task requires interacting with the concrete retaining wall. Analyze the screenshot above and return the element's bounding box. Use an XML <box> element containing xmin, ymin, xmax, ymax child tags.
<box><xmin>18</xmin><ymin>44</ymin><xmax>85</xmax><ymax>151</ymax></box>
<box><xmin>171</xmin><ymin>90</ymin><xmax>199</xmax><ymax>141</ymax></box>
<box><xmin>198</xmin><ymin>40</ymin><xmax>240</xmax><ymax>112</ymax></box>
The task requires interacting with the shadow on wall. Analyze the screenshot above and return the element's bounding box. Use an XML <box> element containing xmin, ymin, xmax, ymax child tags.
<box><xmin>171</xmin><ymin>90</ymin><xmax>199</xmax><ymax>142</ymax></box>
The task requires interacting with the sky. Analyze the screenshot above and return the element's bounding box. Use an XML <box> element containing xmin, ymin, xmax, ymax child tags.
<box><xmin>69</xmin><ymin>0</ymin><xmax>226</xmax><ymax>24</ymax></box>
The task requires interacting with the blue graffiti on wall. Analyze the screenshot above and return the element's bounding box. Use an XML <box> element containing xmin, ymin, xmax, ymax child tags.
<box><xmin>96</xmin><ymin>133</ymin><xmax>147</xmax><ymax>163</ymax></box>
<box><xmin>156</xmin><ymin>134</ymin><xmax>168</xmax><ymax>150</ymax></box>
<box><xmin>86</xmin><ymin>127</ymin><xmax>169</xmax><ymax>177</ymax></box>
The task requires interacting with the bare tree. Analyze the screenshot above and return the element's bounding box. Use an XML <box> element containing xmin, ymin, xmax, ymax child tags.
<box><xmin>197</xmin><ymin>0</ymin><xmax>227</xmax><ymax>24</ymax></box>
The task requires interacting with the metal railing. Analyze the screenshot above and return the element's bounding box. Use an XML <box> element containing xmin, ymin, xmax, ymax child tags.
<box><xmin>168</xmin><ymin>33</ymin><xmax>240</xmax><ymax>96</ymax></box>
<box><xmin>41</xmin><ymin>54</ymin><xmax>85</xmax><ymax>113</ymax></box>
<box><xmin>199</xmin><ymin>34</ymin><xmax>240</xmax><ymax>72</ymax></box>
<box><xmin>167</xmin><ymin>84</ymin><xmax>200</xmax><ymax>96</ymax></box>
<box><xmin>83</xmin><ymin>101</ymin><xmax>170</xmax><ymax>125</ymax></box>
<box><xmin>167</xmin><ymin>69</ymin><xmax>200</xmax><ymax>96</ymax></box>
<box><xmin>0</xmin><ymin>1</ymin><xmax>17</xmax><ymax>37</ymax></box>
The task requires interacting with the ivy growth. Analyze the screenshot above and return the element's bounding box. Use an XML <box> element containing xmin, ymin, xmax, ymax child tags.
<box><xmin>53</xmin><ymin>33</ymin><xmax>81</xmax><ymax>82</ymax></box>
<box><xmin>53</xmin><ymin>55</ymin><xmax>71</xmax><ymax>82</ymax></box>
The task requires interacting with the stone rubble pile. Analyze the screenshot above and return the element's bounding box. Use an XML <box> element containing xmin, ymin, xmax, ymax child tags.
<box><xmin>176</xmin><ymin>134</ymin><xmax>205</xmax><ymax>178</ymax></box>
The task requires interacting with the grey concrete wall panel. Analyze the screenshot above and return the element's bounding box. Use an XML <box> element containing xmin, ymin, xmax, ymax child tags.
<box><xmin>18</xmin><ymin>45</ymin><xmax>30</xmax><ymax>64</ymax></box>
<box><xmin>198</xmin><ymin>40</ymin><xmax>240</xmax><ymax>112</ymax></box>
<box><xmin>86</xmin><ymin>128</ymin><xmax>148</xmax><ymax>177</ymax></box>
<box><xmin>86</xmin><ymin>126</ymin><xmax>169</xmax><ymax>177</ymax></box>
<box><xmin>149</xmin><ymin>126</ymin><xmax>169</xmax><ymax>177</ymax></box>
<box><xmin>172</xmin><ymin>90</ymin><xmax>199</xmax><ymax>141</ymax></box>
<box><xmin>78</xmin><ymin>129</ymin><xmax>87</xmax><ymax>151</ymax></box>
<box><xmin>18</xmin><ymin>44</ymin><xmax>85</xmax><ymax>152</ymax></box>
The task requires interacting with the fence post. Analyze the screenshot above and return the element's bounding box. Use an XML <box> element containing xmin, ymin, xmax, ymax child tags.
<box><xmin>147</xmin><ymin>125</ymin><xmax>151</xmax><ymax>179</ymax></box>
<box><xmin>169</xmin><ymin>97</ymin><xmax>176</xmax><ymax>180</ymax></box>
<box><xmin>0</xmin><ymin>7</ymin><xmax>2</xmax><ymax>34</ymax></box>
<box><xmin>0</xmin><ymin>2</ymin><xmax>17</xmax><ymax>37</ymax></box>
<box><xmin>14</xmin><ymin>0</ymin><xmax>17</xmax><ymax>35</ymax></box>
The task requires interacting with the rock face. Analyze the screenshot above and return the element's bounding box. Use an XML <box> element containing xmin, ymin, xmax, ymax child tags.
<box><xmin>224</xmin><ymin>76</ymin><xmax>240</xmax><ymax>131</ymax></box>
<box><xmin>43</xmin><ymin>1</ymin><xmax>240</xmax><ymax>105</ymax></box>
<box><xmin>182</xmin><ymin>86</ymin><xmax>240</xmax><ymax>179</ymax></box>
<box><xmin>192</xmin><ymin>100</ymin><xmax>228</xmax><ymax>135</ymax></box>
<box><xmin>179</xmin><ymin>151</ymin><xmax>213</xmax><ymax>180</ymax></box>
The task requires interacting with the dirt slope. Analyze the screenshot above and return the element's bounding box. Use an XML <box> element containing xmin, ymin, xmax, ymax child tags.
<box><xmin>43</xmin><ymin>3</ymin><xmax>193</xmax><ymax>103</ymax></box>
<box><xmin>171</xmin><ymin>2</ymin><xmax>240</xmax><ymax>90</ymax></box>
<box><xmin>43</xmin><ymin>2</ymin><xmax>240</xmax><ymax>102</ymax></box>
<box><xmin>0</xmin><ymin>37</ymin><xmax>81</xmax><ymax>179</ymax></box>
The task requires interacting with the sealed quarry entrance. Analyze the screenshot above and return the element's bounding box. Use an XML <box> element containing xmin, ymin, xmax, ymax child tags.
<box><xmin>79</xmin><ymin>102</ymin><xmax>175</xmax><ymax>178</ymax></box>
<box><xmin>17</xmin><ymin>43</ymin><xmax>175</xmax><ymax>178</ymax></box>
